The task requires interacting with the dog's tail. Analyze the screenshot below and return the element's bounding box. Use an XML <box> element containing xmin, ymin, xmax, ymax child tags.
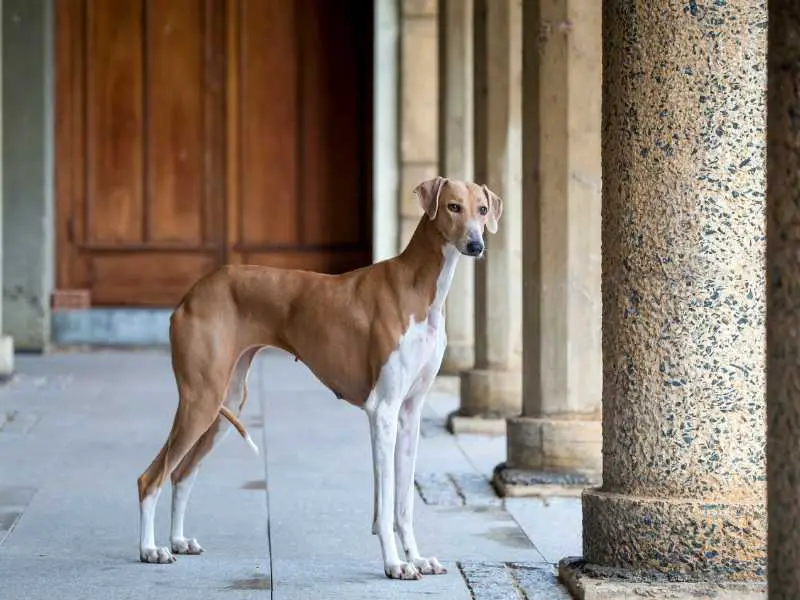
<box><xmin>219</xmin><ymin>405</ymin><xmax>260</xmax><ymax>456</ymax></box>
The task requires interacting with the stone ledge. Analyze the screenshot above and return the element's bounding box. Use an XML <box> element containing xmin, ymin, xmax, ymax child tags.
<box><xmin>493</xmin><ymin>461</ymin><xmax>599</xmax><ymax>498</ymax></box>
<box><xmin>583</xmin><ymin>489</ymin><xmax>766</xmax><ymax>580</ymax></box>
<box><xmin>558</xmin><ymin>557</ymin><xmax>766</xmax><ymax>599</ymax></box>
<box><xmin>446</xmin><ymin>410</ymin><xmax>507</xmax><ymax>436</ymax></box>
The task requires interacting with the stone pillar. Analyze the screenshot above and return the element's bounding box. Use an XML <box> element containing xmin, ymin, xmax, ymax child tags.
<box><xmin>0</xmin><ymin>0</ymin><xmax>12</xmax><ymax>378</ymax></box>
<box><xmin>438</xmin><ymin>0</ymin><xmax>474</xmax><ymax>375</ymax></box>
<box><xmin>450</xmin><ymin>0</ymin><xmax>522</xmax><ymax>435</ymax></box>
<box><xmin>579</xmin><ymin>0</ymin><xmax>767</xmax><ymax>578</ymax></box>
<box><xmin>493</xmin><ymin>0</ymin><xmax>601</xmax><ymax>496</ymax></box>
<box><xmin>3</xmin><ymin>0</ymin><xmax>53</xmax><ymax>352</ymax></box>
<box><xmin>767</xmin><ymin>2</ymin><xmax>800</xmax><ymax>596</ymax></box>
<box><xmin>397</xmin><ymin>0</ymin><xmax>438</xmax><ymax>249</ymax></box>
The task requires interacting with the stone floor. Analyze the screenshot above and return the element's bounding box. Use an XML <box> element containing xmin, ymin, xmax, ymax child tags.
<box><xmin>0</xmin><ymin>350</ymin><xmax>581</xmax><ymax>599</ymax></box>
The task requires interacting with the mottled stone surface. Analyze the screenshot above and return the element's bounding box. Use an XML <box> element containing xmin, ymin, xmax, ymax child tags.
<box><xmin>458</xmin><ymin>561</ymin><xmax>570</xmax><ymax>599</ymax></box>
<box><xmin>415</xmin><ymin>471</ymin><xmax>502</xmax><ymax>508</ymax></box>
<box><xmin>766</xmin><ymin>2</ymin><xmax>800</xmax><ymax>597</ymax></box>
<box><xmin>583</xmin><ymin>491</ymin><xmax>765</xmax><ymax>579</ymax></box>
<box><xmin>493</xmin><ymin>461</ymin><xmax>598</xmax><ymax>499</ymax></box>
<box><xmin>586</xmin><ymin>0</ymin><xmax>767</xmax><ymax>577</ymax></box>
<box><xmin>559</xmin><ymin>557</ymin><xmax>766</xmax><ymax>599</ymax></box>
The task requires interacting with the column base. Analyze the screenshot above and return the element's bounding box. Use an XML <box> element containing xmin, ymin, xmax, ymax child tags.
<box><xmin>432</xmin><ymin>374</ymin><xmax>460</xmax><ymax>396</ymax></box>
<box><xmin>0</xmin><ymin>335</ymin><xmax>14</xmax><ymax>381</ymax></box>
<box><xmin>493</xmin><ymin>417</ymin><xmax>601</xmax><ymax>496</ymax></box>
<box><xmin>558</xmin><ymin>557</ymin><xmax>766</xmax><ymax>599</ymax></box>
<box><xmin>506</xmin><ymin>416</ymin><xmax>601</xmax><ymax>473</ymax></box>
<box><xmin>582</xmin><ymin>488</ymin><xmax>766</xmax><ymax>580</ymax></box>
<box><xmin>447</xmin><ymin>410</ymin><xmax>507</xmax><ymax>436</ymax></box>
<box><xmin>493</xmin><ymin>461</ymin><xmax>598</xmax><ymax>497</ymax></box>
<box><xmin>458</xmin><ymin>367</ymin><xmax>521</xmax><ymax>417</ymax></box>
<box><xmin>440</xmin><ymin>340</ymin><xmax>474</xmax><ymax>374</ymax></box>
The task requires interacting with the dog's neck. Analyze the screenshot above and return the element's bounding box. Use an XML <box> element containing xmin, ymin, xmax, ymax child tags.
<box><xmin>398</xmin><ymin>216</ymin><xmax>461</xmax><ymax>328</ymax></box>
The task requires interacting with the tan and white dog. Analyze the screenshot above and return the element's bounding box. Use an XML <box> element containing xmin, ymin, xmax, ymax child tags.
<box><xmin>137</xmin><ymin>176</ymin><xmax>502</xmax><ymax>580</ymax></box>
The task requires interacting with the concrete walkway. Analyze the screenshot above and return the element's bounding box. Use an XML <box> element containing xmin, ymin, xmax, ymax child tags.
<box><xmin>0</xmin><ymin>350</ymin><xmax>580</xmax><ymax>599</ymax></box>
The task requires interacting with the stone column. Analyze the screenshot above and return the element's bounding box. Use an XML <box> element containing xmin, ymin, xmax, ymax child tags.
<box><xmin>578</xmin><ymin>0</ymin><xmax>767</xmax><ymax>578</ymax></box>
<box><xmin>0</xmin><ymin>0</ymin><xmax>11</xmax><ymax>378</ymax></box>
<box><xmin>450</xmin><ymin>0</ymin><xmax>522</xmax><ymax>435</ymax></box>
<box><xmin>3</xmin><ymin>0</ymin><xmax>53</xmax><ymax>351</ymax></box>
<box><xmin>438</xmin><ymin>0</ymin><xmax>475</xmax><ymax>375</ymax></box>
<box><xmin>767</xmin><ymin>2</ymin><xmax>800</xmax><ymax>596</ymax></box>
<box><xmin>494</xmin><ymin>0</ymin><xmax>601</xmax><ymax>496</ymax></box>
<box><xmin>397</xmin><ymin>0</ymin><xmax>438</xmax><ymax>249</ymax></box>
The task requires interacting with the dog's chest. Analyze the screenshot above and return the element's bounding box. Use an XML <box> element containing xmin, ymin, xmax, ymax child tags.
<box><xmin>392</xmin><ymin>314</ymin><xmax>446</xmax><ymax>396</ymax></box>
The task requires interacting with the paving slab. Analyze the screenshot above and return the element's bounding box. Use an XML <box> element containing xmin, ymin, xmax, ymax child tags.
<box><xmin>253</xmin><ymin>356</ymin><xmax>546</xmax><ymax>599</ymax></box>
<box><xmin>0</xmin><ymin>350</ymin><xmax>573</xmax><ymax>600</ymax></box>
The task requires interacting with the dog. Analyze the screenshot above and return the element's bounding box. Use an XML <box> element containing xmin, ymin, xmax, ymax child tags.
<box><xmin>136</xmin><ymin>176</ymin><xmax>503</xmax><ymax>579</ymax></box>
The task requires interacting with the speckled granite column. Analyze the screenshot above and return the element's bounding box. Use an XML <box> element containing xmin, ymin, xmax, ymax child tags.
<box><xmin>767</xmin><ymin>2</ymin><xmax>800</xmax><ymax>597</ymax></box>
<box><xmin>451</xmin><ymin>0</ymin><xmax>522</xmax><ymax>435</ymax></box>
<box><xmin>493</xmin><ymin>0</ymin><xmax>602</xmax><ymax>497</ymax></box>
<box><xmin>582</xmin><ymin>0</ymin><xmax>767</xmax><ymax>579</ymax></box>
<box><xmin>439</xmin><ymin>0</ymin><xmax>475</xmax><ymax>375</ymax></box>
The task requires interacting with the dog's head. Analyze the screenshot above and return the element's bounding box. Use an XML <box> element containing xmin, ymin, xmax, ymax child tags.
<box><xmin>413</xmin><ymin>176</ymin><xmax>503</xmax><ymax>257</ymax></box>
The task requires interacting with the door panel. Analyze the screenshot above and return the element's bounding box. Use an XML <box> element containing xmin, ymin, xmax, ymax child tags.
<box><xmin>299</xmin><ymin>0</ymin><xmax>365</xmax><ymax>248</ymax></box>
<box><xmin>56</xmin><ymin>0</ymin><xmax>372</xmax><ymax>308</ymax></box>
<box><xmin>85</xmin><ymin>0</ymin><xmax>144</xmax><ymax>245</ymax></box>
<box><xmin>145</xmin><ymin>0</ymin><xmax>206</xmax><ymax>244</ymax></box>
<box><xmin>226</xmin><ymin>0</ymin><xmax>373</xmax><ymax>271</ymax></box>
<box><xmin>234</xmin><ymin>0</ymin><xmax>299</xmax><ymax>248</ymax></box>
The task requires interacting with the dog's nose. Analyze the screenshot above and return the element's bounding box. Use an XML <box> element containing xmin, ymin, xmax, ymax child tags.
<box><xmin>466</xmin><ymin>240</ymin><xmax>484</xmax><ymax>256</ymax></box>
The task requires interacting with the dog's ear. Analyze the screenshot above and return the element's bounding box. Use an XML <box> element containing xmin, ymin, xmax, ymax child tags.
<box><xmin>481</xmin><ymin>185</ymin><xmax>503</xmax><ymax>234</ymax></box>
<box><xmin>413</xmin><ymin>177</ymin><xmax>448</xmax><ymax>220</ymax></box>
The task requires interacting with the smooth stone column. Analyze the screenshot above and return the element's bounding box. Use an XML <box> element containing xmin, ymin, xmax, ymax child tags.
<box><xmin>0</xmin><ymin>0</ymin><xmax>11</xmax><ymax>378</ymax></box>
<box><xmin>582</xmin><ymin>0</ymin><xmax>767</xmax><ymax>578</ymax></box>
<box><xmin>494</xmin><ymin>0</ymin><xmax>602</xmax><ymax>497</ymax></box>
<box><xmin>450</xmin><ymin>0</ymin><xmax>522</xmax><ymax>436</ymax></box>
<box><xmin>3</xmin><ymin>0</ymin><xmax>53</xmax><ymax>351</ymax></box>
<box><xmin>438</xmin><ymin>0</ymin><xmax>475</xmax><ymax>376</ymax></box>
<box><xmin>767</xmin><ymin>1</ymin><xmax>800</xmax><ymax>596</ymax></box>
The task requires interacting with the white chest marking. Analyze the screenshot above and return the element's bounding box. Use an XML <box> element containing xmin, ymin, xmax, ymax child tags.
<box><xmin>368</xmin><ymin>245</ymin><xmax>461</xmax><ymax>406</ymax></box>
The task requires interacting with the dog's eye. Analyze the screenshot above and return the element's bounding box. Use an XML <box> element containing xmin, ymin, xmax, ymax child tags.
<box><xmin>447</xmin><ymin>203</ymin><xmax>462</xmax><ymax>213</ymax></box>
<box><xmin>479</xmin><ymin>206</ymin><xmax>488</xmax><ymax>216</ymax></box>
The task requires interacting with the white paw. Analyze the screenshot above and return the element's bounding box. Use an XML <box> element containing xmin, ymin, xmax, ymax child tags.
<box><xmin>412</xmin><ymin>556</ymin><xmax>447</xmax><ymax>575</ymax></box>
<box><xmin>171</xmin><ymin>537</ymin><xmax>204</xmax><ymax>555</ymax></box>
<box><xmin>140</xmin><ymin>546</ymin><xmax>176</xmax><ymax>564</ymax></box>
<box><xmin>384</xmin><ymin>561</ymin><xmax>423</xmax><ymax>580</ymax></box>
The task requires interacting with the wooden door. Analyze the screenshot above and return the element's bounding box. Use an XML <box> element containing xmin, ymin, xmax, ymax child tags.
<box><xmin>226</xmin><ymin>0</ymin><xmax>374</xmax><ymax>272</ymax></box>
<box><xmin>55</xmin><ymin>0</ymin><xmax>373</xmax><ymax>308</ymax></box>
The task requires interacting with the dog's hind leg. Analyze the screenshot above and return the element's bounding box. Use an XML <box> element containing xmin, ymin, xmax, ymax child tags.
<box><xmin>137</xmin><ymin>335</ymin><xmax>242</xmax><ymax>564</ymax></box>
<box><xmin>168</xmin><ymin>346</ymin><xmax>260</xmax><ymax>555</ymax></box>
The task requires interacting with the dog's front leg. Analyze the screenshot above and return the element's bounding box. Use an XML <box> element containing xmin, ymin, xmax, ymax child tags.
<box><xmin>367</xmin><ymin>397</ymin><xmax>422</xmax><ymax>580</ymax></box>
<box><xmin>394</xmin><ymin>394</ymin><xmax>447</xmax><ymax>575</ymax></box>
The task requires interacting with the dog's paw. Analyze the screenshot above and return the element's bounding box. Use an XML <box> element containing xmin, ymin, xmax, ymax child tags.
<box><xmin>384</xmin><ymin>561</ymin><xmax>423</xmax><ymax>580</ymax></box>
<box><xmin>413</xmin><ymin>556</ymin><xmax>447</xmax><ymax>575</ymax></box>
<box><xmin>171</xmin><ymin>537</ymin><xmax>204</xmax><ymax>555</ymax></box>
<box><xmin>140</xmin><ymin>546</ymin><xmax>176</xmax><ymax>564</ymax></box>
